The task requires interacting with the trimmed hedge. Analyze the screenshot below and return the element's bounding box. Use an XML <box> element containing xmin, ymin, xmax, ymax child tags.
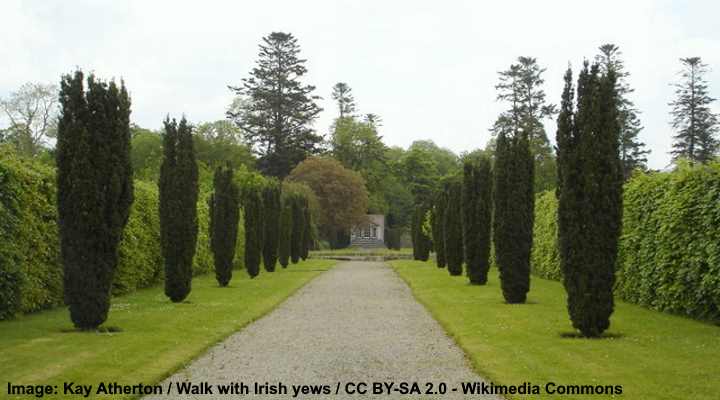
<box><xmin>531</xmin><ymin>163</ymin><xmax>720</xmax><ymax>322</ymax></box>
<box><xmin>0</xmin><ymin>151</ymin><xmax>241</xmax><ymax>319</ymax></box>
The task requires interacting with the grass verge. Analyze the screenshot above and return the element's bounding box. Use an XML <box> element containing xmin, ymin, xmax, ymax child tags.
<box><xmin>0</xmin><ymin>259</ymin><xmax>336</xmax><ymax>399</ymax></box>
<box><xmin>389</xmin><ymin>260</ymin><xmax>720</xmax><ymax>400</ymax></box>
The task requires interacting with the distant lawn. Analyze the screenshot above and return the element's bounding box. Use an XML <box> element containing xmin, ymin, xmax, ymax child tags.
<box><xmin>0</xmin><ymin>259</ymin><xmax>335</xmax><ymax>399</ymax></box>
<box><xmin>390</xmin><ymin>260</ymin><xmax>720</xmax><ymax>400</ymax></box>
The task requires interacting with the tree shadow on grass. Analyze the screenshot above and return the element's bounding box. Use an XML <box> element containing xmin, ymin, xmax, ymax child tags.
<box><xmin>59</xmin><ymin>326</ymin><xmax>123</xmax><ymax>333</ymax></box>
<box><xmin>559</xmin><ymin>332</ymin><xmax>624</xmax><ymax>339</ymax></box>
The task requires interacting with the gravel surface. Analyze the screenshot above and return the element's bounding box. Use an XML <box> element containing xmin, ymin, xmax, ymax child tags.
<box><xmin>146</xmin><ymin>261</ymin><xmax>499</xmax><ymax>399</ymax></box>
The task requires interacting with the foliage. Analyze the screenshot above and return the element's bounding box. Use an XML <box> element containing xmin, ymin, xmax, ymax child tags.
<box><xmin>430</xmin><ymin>189</ymin><xmax>447</xmax><ymax>268</ymax></box>
<box><xmin>228</xmin><ymin>32</ymin><xmax>323</xmax><ymax>178</ymax></box>
<box><xmin>290</xmin><ymin>193</ymin><xmax>305</xmax><ymax>264</ymax></box>
<box><xmin>278</xmin><ymin>194</ymin><xmax>292</xmax><ymax>267</ymax></box>
<box><xmin>0</xmin><ymin>82</ymin><xmax>58</xmax><ymax>156</ymax></box>
<box><xmin>384</xmin><ymin>227</ymin><xmax>403</xmax><ymax>250</ymax></box>
<box><xmin>0</xmin><ymin>150</ymin><xmax>221</xmax><ymax>320</ymax></box>
<box><xmin>159</xmin><ymin>117</ymin><xmax>199</xmax><ymax>303</ymax></box>
<box><xmin>262</xmin><ymin>179</ymin><xmax>281</xmax><ymax>271</ymax></box>
<box><xmin>210</xmin><ymin>164</ymin><xmax>240</xmax><ymax>286</ymax></box>
<box><xmin>444</xmin><ymin>179</ymin><xmax>463</xmax><ymax>276</ymax></box>
<box><xmin>331</xmin><ymin>82</ymin><xmax>356</xmax><ymax>118</ymax></box>
<box><xmin>56</xmin><ymin>71</ymin><xmax>133</xmax><ymax>329</ymax></box>
<box><xmin>194</xmin><ymin>120</ymin><xmax>255</xmax><ymax>170</ymax></box>
<box><xmin>288</xmin><ymin>157</ymin><xmax>368</xmax><ymax>246</ymax></box>
<box><xmin>669</xmin><ymin>57</ymin><xmax>719</xmax><ymax>164</ymax></box>
<box><xmin>411</xmin><ymin>204</ymin><xmax>431</xmax><ymax>261</ymax></box>
<box><xmin>529</xmin><ymin>191</ymin><xmax>561</xmax><ymax>281</ymax></box>
<box><xmin>556</xmin><ymin>63</ymin><xmax>623</xmax><ymax>337</ymax></box>
<box><xmin>302</xmin><ymin>199</ymin><xmax>312</xmax><ymax>259</ymax></box>
<box><xmin>493</xmin><ymin>120</ymin><xmax>534</xmax><ymax>304</ymax></box>
<box><xmin>130</xmin><ymin>126</ymin><xmax>163</xmax><ymax>181</ymax></box>
<box><xmin>463</xmin><ymin>157</ymin><xmax>493</xmax><ymax>284</ymax></box>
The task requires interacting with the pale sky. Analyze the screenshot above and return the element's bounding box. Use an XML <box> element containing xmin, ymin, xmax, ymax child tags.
<box><xmin>2</xmin><ymin>0</ymin><xmax>719</xmax><ymax>169</ymax></box>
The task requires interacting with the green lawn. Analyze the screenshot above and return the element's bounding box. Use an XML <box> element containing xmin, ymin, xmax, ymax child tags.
<box><xmin>0</xmin><ymin>259</ymin><xmax>335</xmax><ymax>399</ymax></box>
<box><xmin>389</xmin><ymin>260</ymin><xmax>720</xmax><ymax>400</ymax></box>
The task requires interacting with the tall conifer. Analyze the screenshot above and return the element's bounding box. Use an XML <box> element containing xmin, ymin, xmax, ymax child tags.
<box><xmin>444</xmin><ymin>180</ymin><xmax>463</xmax><ymax>276</ymax></box>
<box><xmin>210</xmin><ymin>164</ymin><xmax>239</xmax><ymax>286</ymax></box>
<box><xmin>262</xmin><ymin>180</ymin><xmax>281</xmax><ymax>272</ymax></box>
<box><xmin>243</xmin><ymin>185</ymin><xmax>264</xmax><ymax>277</ymax></box>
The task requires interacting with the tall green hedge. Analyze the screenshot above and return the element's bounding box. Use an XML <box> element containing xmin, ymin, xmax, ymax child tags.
<box><xmin>531</xmin><ymin>163</ymin><xmax>720</xmax><ymax>322</ymax></box>
<box><xmin>0</xmin><ymin>150</ymin><xmax>235</xmax><ymax>319</ymax></box>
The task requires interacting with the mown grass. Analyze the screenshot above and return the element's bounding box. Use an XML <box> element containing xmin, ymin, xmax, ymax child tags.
<box><xmin>0</xmin><ymin>259</ymin><xmax>335</xmax><ymax>399</ymax></box>
<box><xmin>389</xmin><ymin>260</ymin><xmax>720</xmax><ymax>400</ymax></box>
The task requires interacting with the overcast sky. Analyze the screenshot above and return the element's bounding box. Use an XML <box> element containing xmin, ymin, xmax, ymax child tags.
<box><xmin>2</xmin><ymin>0</ymin><xmax>719</xmax><ymax>169</ymax></box>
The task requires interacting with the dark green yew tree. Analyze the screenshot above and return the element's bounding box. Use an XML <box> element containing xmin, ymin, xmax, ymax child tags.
<box><xmin>57</xmin><ymin>70</ymin><xmax>133</xmax><ymax>329</ymax></box>
<box><xmin>262</xmin><ymin>180</ymin><xmax>281</xmax><ymax>272</ymax></box>
<box><xmin>160</xmin><ymin>117</ymin><xmax>199</xmax><ymax>303</ymax></box>
<box><xmin>290</xmin><ymin>194</ymin><xmax>305</xmax><ymax>264</ymax></box>
<box><xmin>210</xmin><ymin>163</ymin><xmax>240</xmax><ymax>286</ymax></box>
<box><xmin>278</xmin><ymin>194</ymin><xmax>292</xmax><ymax>268</ymax></box>
<box><xmin>556</xmin><ymin>63</ymin><xmax>622</xmax><ymax>337</ymax></box>
<box><xmin>444</xmin><ymin>179</ymin><xmax>463</xmax><ymax>276</ymax></box>
<box><xmin>463</xmin><ymin>158</ymin><xmax>493</xmax><ymax>284</ymax></box>
<box><xmin>301</xmin><ymin>199</ymin><xmax>312</xmax><ymax>260</ymax></box>
<box><xmin>243</xmin><ymin>185</ymin><xmax>264</xmax><ymax>278</ymax></box>
<box><xmin>493</xmin><ymin>122</ymin><xmax>534</xmax><ymax>303</ymax></box>
<box><xmin>412</xmin><ymin>204</ymin><xmax>431</xmax><ymax>261</ymax></box>
<box><xmin>431</xmin><ymin>189</ymin><xmax>448</xmax><ymax>268</ymax></box>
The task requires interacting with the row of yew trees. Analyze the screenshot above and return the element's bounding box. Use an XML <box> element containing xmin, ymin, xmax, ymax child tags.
<box><xmin>57</xmin><ymin>71</ymin><xmax>312</xmax><ymax>330</ymax></box>
<box><xmin>412</xmin><ymin>63</ymin><xmax>623</xmax><ymax>338</ymax></box>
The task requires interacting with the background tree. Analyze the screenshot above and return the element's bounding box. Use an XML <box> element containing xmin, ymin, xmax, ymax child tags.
<box><xmin>159</xmin><ymin>117</ymin><xmax>199</xmax><ymax>303</ymax></box>
<box><xmin>596</xmin><ymin>44</ymin><xmax>649</xmax><ymax>179</ymax></box>
<box><xmin>463</xmin><ymin>157</ymin><xmax>493</xmax><ymax>284</ymax></box>
<box><xmin>56</xmin><ymin>71</ymin><xmax>133</xmax><ymax>329</ymax></box>
<box><xmin>556</xmin><ymin>63</ymin><xmax>623</xmax><ymax>337</ymax></box>
<box><xmin>444</xmin><ymin>179</ymin><xmax>463</xmax><ymax>276</ymax></box>
<box><xmin>228</xmin><ymin>32</ymin><xmax>323</xmax><ymax>178</ymax></box>
<box><xmin>194</xmin><ymin>120</ymin><xmax>255</xmax><ymax>170</ymax></box>
<box><xmin>669</xmin><ymin>57</ymin><xmax>719</xmax><ymax>164</ymax></box>
<box><xmin>331</xmin><ymin>82</ymin><xmax>356</xmax><ymax>118</ymax></box>
<box><xmin>130</xmin><ymin>125</ymin><xmax>163</xmax><ymax>181</ymax></box>
<box><xmin>431</xmin><ymin>189</ymin><xmax>447</xmax><ymax>268</ymax></box>
<box><xmin>262</xmin><ymin>180</ymin><xmax>281</xmax><ymax>272</ymax></box>
<box><xmin>287</xmin><ymin>157</ymin><xmax>368</xmax><ymax>248</ymax></box>
<box><xmin>278</xmin><ymin>193</ymin><xmax>293</xmax><ymax>268</ymax></box>
<box><xmin>210</xmin><ymin>163</ymin><xmax>240</xmax><ymax>286</ymax></box>
<box><xmin>493</xmin><ymin>122</ymin><xmax>534</xmax><ymax>303</ymax></box>
<box><xmin>243</xmin><ymin>185</ymin><xmax>264</xmax><ymax>277</ymax></box>
<box><xmin>1</xmin><ymin>82</ymin><xmax>58</xmax><ymax>156</ymax></box>
<box><xmin>290</xmin><ymin>194</ymin><xmax>305</xmax><ymax>263</ymax></box>
<box><xmin>494</xmin><ymin>57</ymin><xmax>557</xmax><ymax>192</ymax></box>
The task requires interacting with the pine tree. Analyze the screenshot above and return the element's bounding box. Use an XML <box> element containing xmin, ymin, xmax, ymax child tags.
<box><xmin>160</xmin><ymin>117</ymin><xmax>199</xmax><ymax>302</ymax></box>
<box><xmin>556</xmin><ymin>62</ymin><xmax>623</xmax><ymax>337</ymax></box>
<box><xmin>669</xmin><ymin>57</ymin><xmax>719</xmax><ymax>164</ymax></box>
<box><xmin>596</xmin><ymin>44</ymin><xmax>649</xmax><ymax>179</ymax></box>
<box><xmin>331</xmin><ymin>82</ymin><xmax>356</xmax><ymax>118</ymax></box>
<box><xmin>56</xmin><ymin>71</ymin><xmax>133</xmax><ymax>329</ymax></box>
<box><xmin>243</xmin><ymin>185</ymin><xmax>264</xmax><ymax>278</ymax></box>
<box><xmin>290</xmin><ymin>194</ymin><xmax>305</xmax><ymax>264</ymax></box>
<box><xmin>228</xmin><ymin>32</ymin><xmax>323</xmax><ymax>178</ymax></box>
<box><xmin>493</xmin><ymin>120</ymin><xmax>534</xmax><ymax>303</ymax></box>
<box><xmin>210</xmin><ymin>163</ymin><xmax>240</xmax><ymax>286</ymax></box>
<box><xmin>262</xmin><ymin>180</ymin><xmax>281</xmax><ymax>272</ymax></box>
<box><xmin>431</xmin><ymin>189</ymin><xmax>447</xmax><ymax>268</ymax></box>
<box><xmin>464</xmin><ymin>157</ymin><xmax>493</xmax><ymax>284</ymax></box>
<box><xmin>278</xmin><ymin>194</ymin><xmax>293</xmax><ymax>268</ymax></box>
<box><xmin>444</xmin><ymin>179</ymin><xmax>464</xmax><ymax>276</ymax></box>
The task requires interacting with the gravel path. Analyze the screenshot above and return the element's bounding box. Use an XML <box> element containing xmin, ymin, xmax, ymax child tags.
<box><xmin>146</xmin><ymin>262</ymin><xmax>499</xmax><ymax>399</ymax></box>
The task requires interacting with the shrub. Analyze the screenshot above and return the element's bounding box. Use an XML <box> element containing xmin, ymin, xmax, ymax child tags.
<box><xmin>431</xmin><ymin>190</ymin><xmax>447</xmax><ymax>268</ymax></box>
<box><xmin>530</xmin><ymin>191</ymin><xmax>561</xmax><ymax>281</ymax></box>
<box><xmin>278</xmin><ymin>195</ymin><xmax>292</xmax><ymax>268</ymax></box>
<box><xmin>56</xmin><ymin>71</ymin><xmax>134</xmax><ymax>329</ymax></box>
<box><xmin>210</xmin><ymin>164</ymin><xmax>240</xmax><ymax>286</ymax></box>
<box><xmin>243</xmin><ymin>185</ymin><xmax>263</xmax><ymax>278</ymax></box>
<box><xmin>290</xmin><ymin>194</ymin><xmax>305</xmax><ymax>264</ymax></box>
<box><xmin>463</xmin><ymin>158</ymin><xmax>493</xmax><ymax>284</ymax></box>
<box><xmin>159</xmin><ymin>117</ymin><xmax>199</xmax><ymax>303</ymax></box>
<box><xmin>444</xmin><ymin>180</ymin><xmax>464</xmax><ymax>276</ymax></box>
<box><xmin>262</xmin><ymin>180</ymin><xmax>281</xmax><ymax>271</ymax></box>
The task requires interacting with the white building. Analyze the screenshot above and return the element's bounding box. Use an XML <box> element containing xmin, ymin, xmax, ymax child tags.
<box><xmin>350</xmin><ymin>214</ymin><xmax>385</xmax><ymax>248</ymax></box>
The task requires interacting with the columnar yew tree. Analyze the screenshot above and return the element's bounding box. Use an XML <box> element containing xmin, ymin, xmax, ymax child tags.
<box><xmin>412</xmin><ymin>204</ymin><xmax>431</xmax><ymax>261</ymax></box>
<box><xmin>159</xmin><ymin>117</ymin><xmax>199</xmax><ymax>302</ymax></box>
<box><xmin>290</xmin><ymin>195</ymin><xmax>305</xmax><ymax>264</ymax></box>
<box><xmin>464</xmin><ymin>158</ymin><xmax>493</xmax><ymax>284</ymax></box>
<box><xmin>243</xmin><ymin>185</ymin><xmax>264</xmax><ymax>277</ymax></box>
<box><xmin>210</xmin><ymin>164</ymin><xmax>239</xmax><ymax>286</ymax></box>
<box><xmin>493</xmin><ymin>122</ymin><xmax>534</xmax><ymax>303</ymax></box>
<box><xmin>444</xmin><ymin>179</ymin><xmax>463</xmax><ymax>276</ymax></box>
<box><xmin>302</xmin><ymin>199</ymin><xmax>312</xmax><ymax>260</ymax></box>
<box><xmin>278</xmin><ymin>194</ymin><xmax>293</xmax><ymax>268</ymax></box>
<box><xmin>57</xmin><ymin>71</ymin><xmax>133</xmax><ymax>329</ymax></box>
<box><xmin>431</xmin><ymin>190</ymin><xmax>447</xmax><ymax>268</ymax></box>
<box><xmin>262</xmin><ymin>180</ymin><xmax>281</xmax><ymax>272</ymax></box>
<box><xmin>556</xmin><ymin>63</ymin><xmax>622</xmax><ymax>337</ymax></box>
